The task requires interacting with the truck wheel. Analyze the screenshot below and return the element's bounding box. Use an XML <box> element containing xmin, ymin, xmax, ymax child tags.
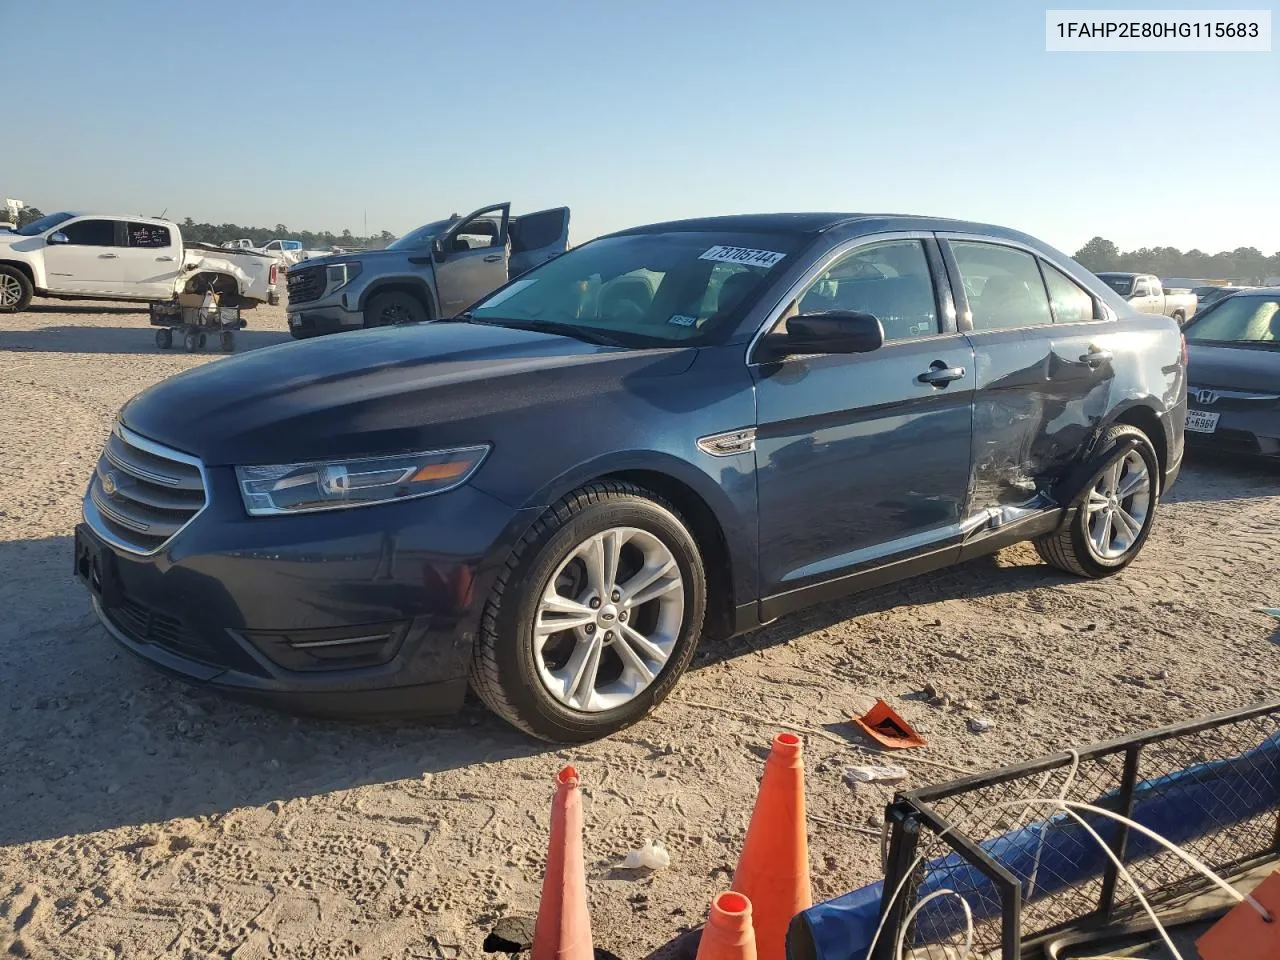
<box><xmin>220</xmin><ymin>331</ymin><xmax>235</xmax><ymax>352</ymax></box>
<box><xmin>0</xmin><ymin>265</ymin><xmax>33</xmax><ymax>312</ymax></box>
<box><xmin>470</xmin><ymin>481</ymin><xmax>707</xmax><ymax>742</ymax></box>
<box><xmin>1171</xmin><ymin>310</ymin><xmax>1185</xmax><ymax>326</ymax></box>
<box><xmin>155</xmin><ymin>328</ymin><xmax>173</xmax><ymax>349</ymax></box>
<box><xmin>1035</xmin><ymin>424</ymin><xmax>1160</xmax><ymax>578</ymax></box>
<box><xmin>183</xmin><ymin>331</ymin><xmax>199</xmax><ymax>352</ymax></box>
<box><xmin>363</xmin><ymin>291</ymin><xmax>428</xmax><ymax>327</ymax></box>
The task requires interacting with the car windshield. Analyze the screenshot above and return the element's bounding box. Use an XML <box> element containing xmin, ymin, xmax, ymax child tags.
<box><xmin>466</xmin><ymin>231</ymin><xmax>804</xmax><ymax>347</ymax></box>
<box><xmin>1185</xmin><ymin>296</ymin><xmax>1280</xmax><ymax>346</ymax></box>
<box><xmin>1099</xmin><ymin>275</ymin><xmax>1133</xmax><ymax>296</ymax></box>
<box><xmin>387</xmin><ymin>219</ymin><xmax>455</xmax><ymax>250</ymax></box>
<box><xmin>15</xmin><ymin>211</ymin><xmax>74</xmax><ymax>236</ymax></box>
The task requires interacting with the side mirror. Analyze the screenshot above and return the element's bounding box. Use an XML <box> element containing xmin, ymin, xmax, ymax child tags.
<box><xmin>762</xmin><ymin>310</ymin><xmax>884</xmax><ymax>358</ymax></box>
<box><xmin>431</xmin><ymin>238</ymin><xmax>448</xmax><ymax>261</ymax></box>
<box><xmin>48</xmin><ymin>231</ymin><xmax>70</xmax><ymax>245</ymax></box>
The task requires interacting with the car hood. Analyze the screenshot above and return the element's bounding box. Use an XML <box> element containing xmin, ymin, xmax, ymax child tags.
<box><xmin>121</xmin><ymin>322</ymin><xmax>697</xmax><ymax>465</ymax></box>
<box><xmin>1186</xmin><ymin>342</ymin><xmax>1280</xmax><ymax>393</ymax></box>
<box><xmin>295</xmin><ymin>248</ymin><xmax>405</xmax><ymax>270</ymax></box>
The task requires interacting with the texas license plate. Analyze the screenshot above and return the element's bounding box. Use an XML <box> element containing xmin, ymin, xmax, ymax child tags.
<box><xmin>1185</xmin><ymin>409</ymin><xmax>1221</xmax><ymax>434</ymax></box>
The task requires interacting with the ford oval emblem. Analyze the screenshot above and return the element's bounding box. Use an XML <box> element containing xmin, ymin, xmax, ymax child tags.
<box><xmin>101</xmin><ymin>471</ymin><xmax>119</xmax><ymax>496</ymax></box>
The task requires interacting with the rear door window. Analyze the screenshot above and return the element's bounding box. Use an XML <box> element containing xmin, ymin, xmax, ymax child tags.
<box><xmin>126</xmin><ymin>223</ymin><xmax>172</xmax><ymax>248</ymax></box>
<box><xmin>61</xmin><ymin>219</ymin><xmax>120</xmax><ymax>246</ymax></box>
<box><xmin>950</xmin><ymin>241</ymin><xmax>1053</xmax><ymax>331</ymax></box>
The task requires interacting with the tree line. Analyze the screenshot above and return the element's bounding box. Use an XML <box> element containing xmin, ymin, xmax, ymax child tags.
<box><xmin>12</xmin><ymin>206</ymin><xmax>1278</xmax><ymax>280</ymax></box>
<box><xmin>13</xmin><ymin>207</ymin><xmax>396</xmax><ymax>251</ymax></box>
<box><xmin>1074</xmin><ymin>236</ymin><xmax>1280</xmax><ymax>283</ymax></box>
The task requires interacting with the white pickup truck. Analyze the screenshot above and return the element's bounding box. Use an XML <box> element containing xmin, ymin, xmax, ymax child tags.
<box><xmin>0</xmin><ymin>212</ymin><xmax>279</xmax><ymax>312</ymax></box>
<box><xmin>1095</xmin><ymin>272</ymin><xmax>1198</xmax><ymax>326</ymax></box>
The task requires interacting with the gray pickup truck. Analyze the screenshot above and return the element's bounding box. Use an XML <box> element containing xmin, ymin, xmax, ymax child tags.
<box><xmin>1095</xmin><ymin>272</ymin><xmax>1198</xmax><ymax>326</ymax></box>
<box><xmin>285</xmin><ymin>202</ymin><xmax>569</xmax><ymax>338</ymax></box>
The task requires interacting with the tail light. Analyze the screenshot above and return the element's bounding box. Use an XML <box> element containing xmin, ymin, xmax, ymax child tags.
<box><xmin>269</xmin><ymin>263</ymin><xmax>279</xmax><ymax>285</ymax></box>
<box><xmin>1180</xmin><ymin>332</ymin><xmax>1188</xmax><ymax>367</ymax></box>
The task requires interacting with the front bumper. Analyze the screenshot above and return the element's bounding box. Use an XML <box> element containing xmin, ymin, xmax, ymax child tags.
<box><xmin>286</xmin><ymin>301</ymin><xmax>364</xmax><ymax>337</ymax></box>
<box><xmin>1184</xmin><ymin>404</ymin><xmax>1280</xmax><ymax>458</ymax></box>
<box><xmin>76</xmin><ymin>477</ymin><xmax>539</xmax><ymax>718</ymax></box>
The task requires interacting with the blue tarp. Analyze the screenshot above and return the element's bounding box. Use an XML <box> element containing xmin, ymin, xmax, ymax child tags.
<box><xmin>792</xmin><ymin>732</ymin><xmax>1280</xmax><ymax>960</ymax></box>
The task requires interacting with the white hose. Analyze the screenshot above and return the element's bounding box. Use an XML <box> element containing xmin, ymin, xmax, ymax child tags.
<box><xmin>894</xmin><ymin>889</ymin><xmax>973</xmax><ymax>960</ymax></box>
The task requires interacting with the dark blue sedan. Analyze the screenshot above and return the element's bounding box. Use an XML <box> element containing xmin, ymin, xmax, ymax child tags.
<box><xmin>75</xmin><ymin>213</ymin><xmax>1186</xmax><ymax>741</ymax></box>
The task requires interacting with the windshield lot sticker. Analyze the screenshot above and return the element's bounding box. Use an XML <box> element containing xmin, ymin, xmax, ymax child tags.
<box><xmin>482</xmin><ymin>277</ymin><xmax>537</xmax><ymax>307</ymax></box>
<box><xmin>668</xmin><ymin>314</ymin><xmax>698</xmax><ymax>327</ymax></box>
<box><xmin>699</xmin><ymin>245</ymin><xmax>787</xmax><ymax>268</ymax></box>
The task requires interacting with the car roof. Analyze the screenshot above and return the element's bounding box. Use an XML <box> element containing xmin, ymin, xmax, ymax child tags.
<box><xmin>608</xmin><ymin>212</ymin><xmax>1060</xmax><ymax>245</ymax></box>
<box><xmin>65</xmin><ymin>211</ymin><xmax>172</xmax><ymax>226</ymax></box>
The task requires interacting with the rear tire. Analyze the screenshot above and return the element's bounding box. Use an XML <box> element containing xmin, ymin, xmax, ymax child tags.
<box><xmin>470</xmin><ymin>481</ymin><xmax>707</xmax><ymax>742</ymax></box>
<box><xmin>1035</xmin><ymin>424</ymin><xmax>1160</xmax><ymax>578</ymax></box>
<box><xmin>363</xmin><ymin>291</ymin><xmax>428</xmax><ymax>327</ymax></box>
<box><xmin>155</xmin><ymin>328</ymin><xmax>173</xmax><ymax>349</ymax></box>
<box><xmin>183</xmin><ymin>331</ymin><xmax>199</xmax><ymax>352</ymax></box>
<box><xmin>1172</xmin><ymin>310</ymin><xmax>1185</xmax><ymax>326</ymax></box>
<box><xmin>0</xmin><ymin>265</ymin><xmax>33</xmax><ymax>312</ymax></box>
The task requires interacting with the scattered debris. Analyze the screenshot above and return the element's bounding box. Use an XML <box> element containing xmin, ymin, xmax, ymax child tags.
<box><xmin>967</xmin><ymin>717</ymin><xmax>996</xmax><ymax>734</ymax></box>
<box><xmin>844</xmin><ymin>764</ymin><xmax>909</xmax><ymax>785</ymax></box>
<box><xmin>1152</xmin><ymin>668</ymin><xmax>1169</xmax><ymax>681</ymax></box>
<box><xmin>922</xmin><ymin>683</ymin><xmax>952</xmax><ymax>707</ymax></box>
<box><xmin>851</xmin><ymin>699</ymin><xmax>927</xmax><ymax>749</ymax></box>
<box><xmin>620</xmin><ymin>840</ymin><xmax>671</xmax><ymax>870</ymax></box>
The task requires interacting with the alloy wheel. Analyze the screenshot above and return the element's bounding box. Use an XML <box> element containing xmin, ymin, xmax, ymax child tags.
<box><xmin>1085</xmin><ymin>450</ymin><xmax>1151</xmax><ymax>560</ymax></box>
<box><xmin>0</xmin><ymin>274</ymin><xmax>22</xmax><ymax>308</ymax></box>
<box><xmin>532</xmin><ymin>526</ymin><xmax>685</xmax><ymax>712</ymax></box>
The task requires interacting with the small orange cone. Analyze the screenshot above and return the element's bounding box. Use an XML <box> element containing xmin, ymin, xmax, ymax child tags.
<box><xmin>696</xmin><ymin>891</ymin><xmax>758</xmax><ymax>960</ymax></box>
<box><xmin>731</xmin><ymin>733</ymin><xmax>812</xmax><ymax>959</ymax></box>
<box><xmin>852</xmin><ymin>698</ymin><xmax>927</xmax><ymax>750</ymax></box>
<box><xmin>532</xmin><ymin>766</ymin><xmax>594</xmax><ymax>960</ymax></box>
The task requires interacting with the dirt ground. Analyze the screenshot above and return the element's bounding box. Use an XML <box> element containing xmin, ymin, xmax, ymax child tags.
<box><xmin>1</xmin><ymin>296</ymin><xmax>1278</xmax><ymax>959</ymax></box>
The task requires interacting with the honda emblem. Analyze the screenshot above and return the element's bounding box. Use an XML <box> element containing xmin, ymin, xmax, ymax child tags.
<box><xmin>1195</xmin><ymin>389</ymin><xmax>1218</xmax><ymax>405</ymax></box>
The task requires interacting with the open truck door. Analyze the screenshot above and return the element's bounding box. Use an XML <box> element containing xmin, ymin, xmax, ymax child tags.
<box><xmin>432</xmin><ymin>202</ymin><xmax>510</xmax><ymax>317</ymax></box>
<box><xmin>509</xmin><ymin>207</ymin><xmax>570</xmax><ymax>277</ymax></box>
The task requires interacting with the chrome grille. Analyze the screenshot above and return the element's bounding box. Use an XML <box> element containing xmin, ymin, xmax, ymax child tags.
<box><xmin>85</xmin><ymin>424</ymin><xmax>207</xmax><ymax>554</ymax></box>
<box><xmin>1187</xmin><ymin>385</ymin><xmax>1280</xmax><ymax>411</ymax></box>
<box><xmin>286</xmin><ymin>265</ymin><xmax>325</xmax><ymax>304</ymax></box>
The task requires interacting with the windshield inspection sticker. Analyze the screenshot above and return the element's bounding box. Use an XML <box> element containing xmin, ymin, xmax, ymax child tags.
<box><xmin>668</xmin><ymin>314</ymin><xmax>698</xmax><ymax>327</ymax></box>
<box><xmin>698</xmin><ymin>245</ymin><xmax>787</xmax><ymax>268</ymax></box>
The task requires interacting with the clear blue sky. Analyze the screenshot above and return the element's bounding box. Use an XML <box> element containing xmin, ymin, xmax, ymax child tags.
<box><xmin>5</xmin><ymin>0</ymin><xmax>1276</xmax><ymax>254</ymax></box>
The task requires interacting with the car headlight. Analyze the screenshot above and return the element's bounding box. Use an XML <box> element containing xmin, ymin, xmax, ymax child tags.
<box><xmin>235</xmin><ymin>445</ymin><xmax>489</xmax><ymax>516</ymax></box>
<box><xmin>324</xmin><ymin>261</ymin><xmax>362</xmax><ymax>296</ymax></box>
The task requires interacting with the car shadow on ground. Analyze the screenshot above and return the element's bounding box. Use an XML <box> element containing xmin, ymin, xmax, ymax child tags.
<box><xmin>25</xmin><ymin>302</ymin><xmax>147</xmax><ymax>315</ymax></box>
<box><xmin>2</xmin><ymin>324</ymin><xmax>293</xmax><ymax>356</ymax></box>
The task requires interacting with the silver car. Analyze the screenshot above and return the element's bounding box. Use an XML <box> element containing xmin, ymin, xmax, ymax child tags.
<box><xmin>286</xmin><ymin>202</ymin><xmax>570</xmax><ymax>338</ymax></box>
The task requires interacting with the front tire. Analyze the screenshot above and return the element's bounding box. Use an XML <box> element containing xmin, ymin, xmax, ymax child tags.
<box><xmin>0</xmin><ymin>265</ymin><xmax>33</xmax><ymax>312</ymax></box>
<box><xmin>363</xmin><ymin>291</ymin><xmax>428</xmax><ymax>328</ymax></box>
<box><xmin>1036</xmin><ymin>424</ymin><xmax>1160</xmax><ymax>578</ymax></box>
<box><xmin>470</xmin><ymin>481</ymin><xmax>707</xmax><ymax>742</ymax></box>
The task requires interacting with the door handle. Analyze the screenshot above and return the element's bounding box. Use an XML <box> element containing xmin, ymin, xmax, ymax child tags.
<box><xmin>917</xmin><ymin>361</ymin><xmax>966</xmax><ymax>386</ymax></box>
<box><xmin>99</xmin><ymin>253</ymin><xmax>118</xmax><ymax>259</ymax></box>
<box><xmin>483</xmin><ymin>253</ymin><xmax>502</xmax><ymax>263</ymax></box>
<box><xmin>155</xmin><ymin>255</ymin><xmax>175</xmax><ymax>262</ymax></box>
<box><xmin>1079</xmin><ymin>347</ymin><xmax>1113</xmax><ymax>366</ymax></box>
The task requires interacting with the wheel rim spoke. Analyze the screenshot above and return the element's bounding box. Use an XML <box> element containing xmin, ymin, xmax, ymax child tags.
<box><xmin>618</xmin><ymin>622</ymin><xmax>669</xmax><ymax>667</ymax></box>
<box><xmin>1114</xmin><ymin>506</ymin><xmax>1142</xmax><ymax>541</ymax></box>
<box><xmin>1117</xmin><ymin>467</ymin><xmax>1149</xmax><ymax>500</ymax></box>
<box><xmin>563</xmin><ymin>633</ymin><xmax>604</xmax><ymax>708</ymax></box>
<box><xmin>618</xmin><ymin>557</ymin><xmax>677</xmax><ymax>604</ymax></box>
<box><xmin>611</xmin><ymin>626</ymin><xmax>657</xmax><ymax>683</ymax></box>
<box><xmin>1086</xmin><ymin>491</ymin><xmax>1110</xmax><ymax>515</ymax></box>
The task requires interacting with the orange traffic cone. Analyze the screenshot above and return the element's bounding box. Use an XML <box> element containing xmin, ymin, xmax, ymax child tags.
<box><xmin>696</xmin><ymin>891</ymin><xmax>758</xmax><ymax>960</ymax></box>
<box><xmin>532</xmin><ymin>766</ymin><xmax>594</xmax><ymax>960</ymax></box>
<box><xmin>731</xmin><ymin>733</ymin><xmax>812</xmax><ymax>960</ymax></box>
